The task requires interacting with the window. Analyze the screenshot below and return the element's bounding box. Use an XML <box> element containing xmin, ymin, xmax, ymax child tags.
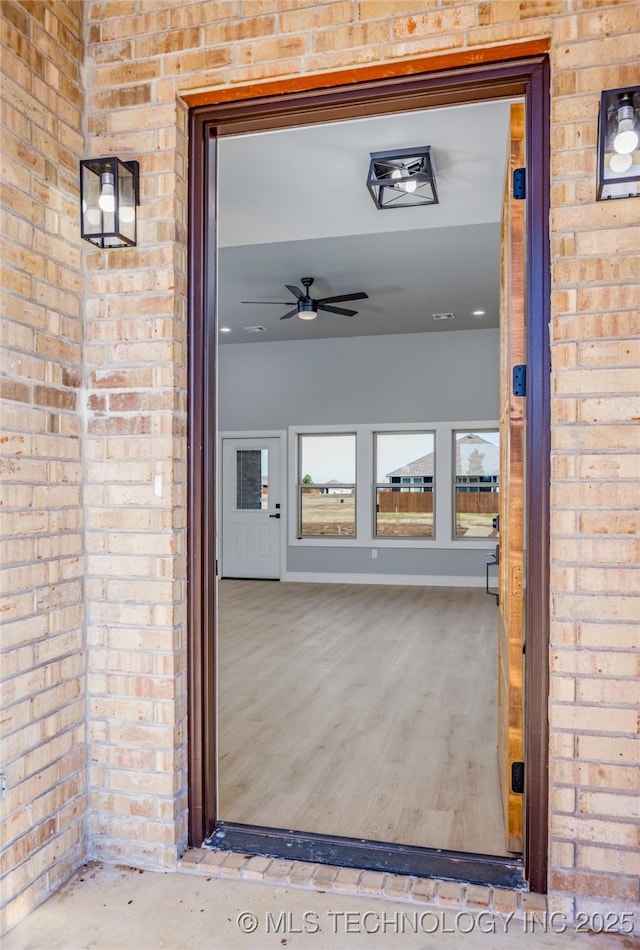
<box><xmin>453</xmin><ymin>430</ymin><xmax>499</xmax><ymax>539</ymax></box>
<box><xmin>298</xmin><ymin>433</ymin><xmax>356</xmax><ymax>537</ymax></box>
<box><xmin>290</xmin><ymin>422</ymin><xmax>498</xmax><ymax>547</ymax></box>
<box><xmin>236</xmin><ymin>448</ymin><xmax>268</xmax><ymax>510</ymax></box>
<box><xmin>375</xmin><ymin>431</ymin><xmax>434</xmax><ymax>538</ymax></box>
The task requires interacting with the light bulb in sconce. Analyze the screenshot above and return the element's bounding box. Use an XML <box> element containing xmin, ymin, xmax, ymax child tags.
<box><xmin>98</xmin><ymin>171</ymin><xmax>115</xmax><ymax>213</ymax></box>
<box><xmin>81</xmin><ymin>198</ymin><xmax>100</xmax><ymax>226</ymax></box>
<box><xmin>391</xmin><ymin>167</ymin><xmax>417</xmax><ymax>193</ymax></box>
<box><xmin>609</xmin><ymin>152</ymin><xmax>633</xmax><ymax>173</ymax></box>
<box><xmin>119</xmin><ymin>178</ymin><xmax>136</xmax><ymax>223</ymax></box>
<box><xmin>613</xmin><ymin>99</ymin><xmax>639</xmax><ymax>155</ymax></box>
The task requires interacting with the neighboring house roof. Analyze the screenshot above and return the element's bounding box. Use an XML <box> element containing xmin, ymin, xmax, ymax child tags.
<box><xmin>386</xmin><ymin>433</ymin><xmax>498</xmax><ymax>479</ymax></box>
<box><xmin>386</xmin><ymin>453</ymin><xmax>435</xmax><ymax>478</ymax></box>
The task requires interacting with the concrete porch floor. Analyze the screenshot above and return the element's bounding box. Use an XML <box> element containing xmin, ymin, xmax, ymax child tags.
<box><xmin>4</xmin><ymin>863</ymin><xmax>634</xmax><ymax>950</ymax></box>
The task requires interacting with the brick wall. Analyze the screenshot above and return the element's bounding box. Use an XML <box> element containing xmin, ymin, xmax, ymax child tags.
<box><xmin>0</xmin><ymin>0</ymin><xmax>86</xmax><ymax>933</ymax></box>
<box><xmin>2</xmin><ymin>0</ymin><xmax>638</xmax><ymax>933</ymax></box>
<box><xmin>82</xmin><ymin>9</ymin><xmax>190</xmax><ymax>874</ymax></box>
<box><xmin>81</xmin><ymin>0</ymin><xmax>639</xmax><ymax>924</ymax></box>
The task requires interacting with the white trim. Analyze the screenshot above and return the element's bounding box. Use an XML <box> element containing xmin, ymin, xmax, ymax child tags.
<box><xmin>220</xmin><ymin>429</ymin><xmax>287</xmax><ymax>440</ymax></box>
<box><xmin>289</xmin><ymin>537</ymin><xmax>493</xmax><ymax>550</ymax></box>
<box><xmin>288</xmin><ymin>420</ymin><xmax>499</xmax><ymax>548</ymax></box>
<box><xmin>281</xmin><ymin>571</ymin><xmax>485</xmax><ymax>588</ymax></box>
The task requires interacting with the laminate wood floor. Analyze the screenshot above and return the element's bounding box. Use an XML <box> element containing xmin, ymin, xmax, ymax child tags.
<box><xmin>217</xmin><ymin>580</ymin><xmax>511</xmax><ymax>857</ymax></box>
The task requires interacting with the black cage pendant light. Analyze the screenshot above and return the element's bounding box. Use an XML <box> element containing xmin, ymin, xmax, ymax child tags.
<box><xmin>367</xmin><ymin>146</ymin><xmax>438</xmax><ymax>210</ymax></box>
<box><xmin>80</xmin><ymin>156</ymin><xmax>139</xmax><ymax>247</ymax></box>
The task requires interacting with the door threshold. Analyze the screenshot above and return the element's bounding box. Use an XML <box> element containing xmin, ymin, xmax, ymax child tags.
<box><xmin>220</xmin><ymin>576</ymin><xmax>280</xmax><ymax>581</ymax></box>
<box><xmin>205</xmin><ymin>822</ymin><xmax>525</xmax><ymax>890</ymax></box>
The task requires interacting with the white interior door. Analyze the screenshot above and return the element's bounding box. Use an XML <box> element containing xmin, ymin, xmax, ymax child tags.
<box><xmin>221</xmin><ymin>437</ymin><xmax>282</xmax><ymax>579</ymax></box>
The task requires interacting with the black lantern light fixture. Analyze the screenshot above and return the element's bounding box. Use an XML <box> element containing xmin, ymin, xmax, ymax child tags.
<box><xmin>80</xmin><ymin>156</ymin><xmax>139</xmax><ymax>247</ymax></box>
<box><xmin>596</xmin><ymin>87</ymin><xmax>640</xmax><ymax>200</ymax></box>
<box><xmin>367</xmin><ymin>146</ymin><xmax>438</xmax><ymax>210</ymax></box>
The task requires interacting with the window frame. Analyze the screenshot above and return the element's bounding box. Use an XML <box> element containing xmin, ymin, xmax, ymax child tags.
<box><xmin>296</xmin><ymin>431</ymin><xmax>357</xmax><ymax>539</ymax></box>
<box><xmin>373</xmin><ymin>429</ymin><xmax>436</xmax><ymax>541</ymax></box>
<box><xmin>288</xmin><ymin>421</ymin><xmax>498</xmax><ymax>550</ymax></box>
<box><xmin>234</xmin><ymin>446</ymin><xmax>270</xmax><ymax>511</ymax></box>
<box><xmin>452</xmin><ymin>428</ymin><xmax>500</xmax><ymax>542</ymax></box>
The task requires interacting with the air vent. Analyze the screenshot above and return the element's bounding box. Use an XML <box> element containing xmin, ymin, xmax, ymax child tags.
<box><xmin>243</xmin><ymin>326</ymin><xmax>267</xmax><ymax>333</ymax></box>
<box><xmin>432</xmin><ymin>312</ymin><xmax>455</xmax><ymax>321</ymax></box>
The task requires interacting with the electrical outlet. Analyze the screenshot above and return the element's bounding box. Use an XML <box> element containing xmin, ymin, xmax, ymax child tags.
<box><xmin>371</xmin><ymin>549</ymin><xmax>377</xmax><ymax>559</ymax></box>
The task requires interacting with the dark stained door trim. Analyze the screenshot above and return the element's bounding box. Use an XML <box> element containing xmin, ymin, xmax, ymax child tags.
<box><xmin>187</xmin><ymin>51</ymin><xmax>550</xmax><ymax>893</ymax></box>
<box><xmin>522</xmin><ymin>55</ymin><xmax>551</xmax><ymax>895</ymax></box>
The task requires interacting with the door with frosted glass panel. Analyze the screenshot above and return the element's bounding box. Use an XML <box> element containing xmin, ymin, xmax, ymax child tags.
<box><xmin>221</xmin><ymin>438</ymin><xmax>281</xmax><ymax>578</ymax></box>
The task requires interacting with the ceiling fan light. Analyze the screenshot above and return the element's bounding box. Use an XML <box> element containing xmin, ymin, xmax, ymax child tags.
<box><xmin>297</xmin><ymin>292</ymin><xmax>318</xmax><ymax>320</ymax></box>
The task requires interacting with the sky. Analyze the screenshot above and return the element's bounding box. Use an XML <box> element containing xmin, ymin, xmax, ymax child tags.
<box><xmin>299</xmin><ymin>431</ymin><xmax>499</xmax><ymax>483</ymax></box>
<box><xmin>301</xmin><ymin>435</ymin><xmax>356</xmax><ymax>483</ymax></box>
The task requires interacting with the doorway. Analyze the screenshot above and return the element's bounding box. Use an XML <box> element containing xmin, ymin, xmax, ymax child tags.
<box><xmin>188</xmin><ymin>53</ymin><xmax>550</xmax><ymax>892</ymax></box>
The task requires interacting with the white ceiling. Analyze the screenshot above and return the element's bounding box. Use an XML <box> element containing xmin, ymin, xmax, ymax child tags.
<box><xmin>217</xmin><ymin>99</ymin><xmax>514</xmax><ymax>343</ymax></box>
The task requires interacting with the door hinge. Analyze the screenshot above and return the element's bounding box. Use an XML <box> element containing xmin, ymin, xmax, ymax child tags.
<box><xmin>511</xmin><ymin>761</ymin><xmax>525</xmax><ymax>794</ymax></box>
<box><xmin>513</xmin><ymin>167</ymin><xmax>526</xmax><ymax>199</ymax></box>
<box><xmin>513</xmin><ymin>364</ymin><xmax>526</xmax><ymax>397</ymax></box>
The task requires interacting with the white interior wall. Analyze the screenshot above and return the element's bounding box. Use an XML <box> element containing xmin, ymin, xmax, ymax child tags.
<box><xmin>219</xmin><ymin>328</ymin><xmax>499</xmax><ymax>580</ymax></box>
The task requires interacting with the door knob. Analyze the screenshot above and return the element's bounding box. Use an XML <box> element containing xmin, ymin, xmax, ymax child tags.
<box><xmin>269</xmin><ymin>513</ymin><xmax>280</xmax><ymax>519</ymax></box>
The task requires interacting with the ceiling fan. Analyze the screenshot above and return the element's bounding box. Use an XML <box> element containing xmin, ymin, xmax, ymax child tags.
<box><xmin>242</xmin><ymin>276</ymin><xmax>368</xmax><ymax>320</ymax></box>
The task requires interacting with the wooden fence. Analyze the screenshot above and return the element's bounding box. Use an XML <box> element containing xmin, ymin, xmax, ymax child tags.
<box><xmin>377</xmin><ymin>491</ymin><xmax>498</xmax><ymax>513</ymax></box>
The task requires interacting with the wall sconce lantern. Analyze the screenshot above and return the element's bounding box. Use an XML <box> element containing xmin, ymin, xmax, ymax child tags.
<box><xmin>80</xmin><ymin>157</ymin><xmax>139</xmax><ymax>247</ymax></box>
<box><xmin>597</xmin><ymin>87</ymin><xmax>640</xmax><ymax>200</ymax></box>
<box><xmin>367</xmin><ymin>146</ymin><xmax>438</xmax><ymax>210</ymax></box>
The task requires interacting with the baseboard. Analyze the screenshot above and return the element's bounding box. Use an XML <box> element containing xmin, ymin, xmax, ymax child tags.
<box><xmin>281</xmin><ymin>571</ymin><xmax>485</xmax><ymax>587</ymax></box>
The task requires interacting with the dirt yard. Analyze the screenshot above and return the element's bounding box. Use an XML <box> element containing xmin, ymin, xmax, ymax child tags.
<box><xmin>300</xmin><ymin>493</ymin><xmax>497</xmax><ymax>538</ymax></box>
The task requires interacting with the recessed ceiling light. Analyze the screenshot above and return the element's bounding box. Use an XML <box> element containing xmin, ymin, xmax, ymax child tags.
<box><xmin>220</xmin><ymin>327</ymin><xmax>231</xmax><ymax>333</ymax></box>
<box><xmin>472</xmin><ymin>310</ymin><xmax>486</xmax><ymax>316</ymax></box>
<box><xmin>243</xmin><ymin>326</ymin><xmax>267</xmax><ymax>333</ymax></box>
<box><xmin>432</xmin><ymin>312</ymin><xmax>455</xmax><ymax>321</ymax></box>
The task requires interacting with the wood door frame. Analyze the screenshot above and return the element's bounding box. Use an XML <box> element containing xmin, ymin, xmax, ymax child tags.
<box><xmin>187</xmin><ymin>49</ymin><xmax>550</xmax><ymax>892</ymax></box>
